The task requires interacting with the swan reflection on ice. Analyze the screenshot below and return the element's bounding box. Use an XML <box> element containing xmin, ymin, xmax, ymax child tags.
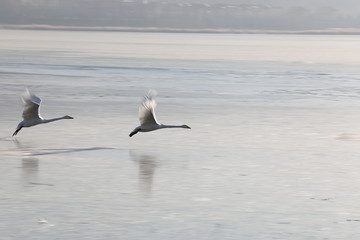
<box><xmin>13</xmin><ymin>138</ymin><xmax>39</xmax><ymax>184</ymax></box>
<box><xmin>130</xmin><ymin>151</ymin><xmax>158</xmax><ymax>196</ymax></box>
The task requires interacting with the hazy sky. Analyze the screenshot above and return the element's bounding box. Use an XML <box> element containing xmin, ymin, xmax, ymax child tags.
<box><xmin>165</xmin><ymin>0</ymin><xmax>360</xmax><ymax>15</ymax></box>
<box><xmin>2</xmin><ymin>0</ymin><xmax>360</xmax><ymax>30</ymax></box>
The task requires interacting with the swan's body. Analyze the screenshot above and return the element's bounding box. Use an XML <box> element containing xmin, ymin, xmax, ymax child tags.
<box><xmin>129</xmin><ymin>91</ymin><xmax>190</xmax><ymax>137</ymax></box>
<box><xmin>13</xmin><ymin>90</ymin><xmax>73</xmax><ymax>136</ymax></box>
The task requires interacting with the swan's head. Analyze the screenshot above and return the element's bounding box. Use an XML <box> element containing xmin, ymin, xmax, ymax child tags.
<box><xmin>64</xmin><ymin>115</ymin><xmax>74</xmax><ymax>119</ymax></box>
<box><xmin>182</xmin><ymin>125</ymin><xmax>191</xmax><ymax>129</ymax></box>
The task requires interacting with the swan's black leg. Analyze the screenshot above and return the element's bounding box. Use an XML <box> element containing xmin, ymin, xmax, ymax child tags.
<box><xmin>12</xmin><ymin>126</ymin><xmax>23</xmax><ymax>136</ymax></box>
<box><xmin>129</xmin><ymin>128</ymin><xmax>139</xmax><ymax>137</ymax></box>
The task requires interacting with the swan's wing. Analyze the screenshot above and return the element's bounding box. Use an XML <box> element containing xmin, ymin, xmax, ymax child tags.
<box><xmin>139</xmin><ymin>91</ymin><xmax>159</xmax><ymax>126</ymax></box>
<box><xmin>21</xmin><ymin>90</ymin><xmax>42</xmax><ymax>120</ymax></box>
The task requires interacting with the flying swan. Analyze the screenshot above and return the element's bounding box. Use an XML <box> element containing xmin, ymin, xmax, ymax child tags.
<box><xmin>12</xmin><ymin>89</ymin><xmax>74</xmax><ymax>136</ymax></box>
<box><xmin>129</xmin><ymin>91</ymin><xmax>191</xmax><ymax>137</ymax></box>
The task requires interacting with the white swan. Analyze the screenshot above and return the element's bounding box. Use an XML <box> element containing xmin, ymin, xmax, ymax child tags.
<box><xmin>129</xmin><ymin>91</ymin><xmax>191</xmax><ymax>137</ymax></box>
<box><xmin>13</xmin><ymin>89</ymin><xmax>74</xmax><ymax>136</ymax></box>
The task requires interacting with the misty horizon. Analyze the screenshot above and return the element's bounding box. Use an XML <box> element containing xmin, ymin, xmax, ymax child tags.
<box><xmin>1</xmin><ymin>0</ymin><xmax>360</xmax><ymax>32</ymax></box>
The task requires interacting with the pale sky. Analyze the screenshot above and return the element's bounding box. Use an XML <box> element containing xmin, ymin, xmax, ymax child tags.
<box><xmin>1</xmin><ymin>0</ymin><xmax>360</xmax><ymax>30</ymax></box>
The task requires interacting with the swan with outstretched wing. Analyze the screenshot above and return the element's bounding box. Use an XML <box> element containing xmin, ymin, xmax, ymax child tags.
<box><xmin>13</xmin><ymin>89</ymin><xmax>74</xmax><ymax>136</ymax></box>
<box><xmin>129</xmin><ymin>90</ymin><xmax>190</xmax><ymax>137</ymax></box>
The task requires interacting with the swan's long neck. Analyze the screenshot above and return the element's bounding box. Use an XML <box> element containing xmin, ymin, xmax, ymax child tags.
<box><xmin>42</xmin><ymin>116</ymin><xmax>68</xmax><ymax>124</ymax></box>
<box><xmin>160</xmin><ymin>124</ymin><xmax>187</xmax><ymax>129</ymax></box>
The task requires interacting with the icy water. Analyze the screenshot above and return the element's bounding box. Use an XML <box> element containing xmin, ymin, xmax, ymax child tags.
<box><xmin>2</xmin><ymin>30</ymin><xmax>360</xmax><ymax>239</ymax></box>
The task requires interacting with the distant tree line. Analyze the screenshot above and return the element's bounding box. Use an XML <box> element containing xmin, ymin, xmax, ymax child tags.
<box><xmin>1</xmin><ymin>0</ymin><xmax>359</xmax><ymax>30</ymax></box>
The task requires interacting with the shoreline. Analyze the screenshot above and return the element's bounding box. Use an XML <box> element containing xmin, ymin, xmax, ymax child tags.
<box><xmin>2</xmin><ymin>24</ymin><xmax>360</xmax><ymax>35</ymax></box>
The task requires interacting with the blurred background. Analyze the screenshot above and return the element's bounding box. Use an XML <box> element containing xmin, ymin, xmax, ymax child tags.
<box><xmin>2</xmin><ymin>1</ymin><xmax>360</xmax><ymax>240</ymax></box>
<box><xmin>2</xmin><ymin>0</ymin><xmax>360</xmax><ymax>32</ymax></box>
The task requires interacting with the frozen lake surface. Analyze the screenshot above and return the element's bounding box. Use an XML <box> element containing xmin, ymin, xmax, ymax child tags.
<box><xmin>1</xmin><ymin>30</ymin><xmax>360</xmax><ymax>239</ymax></box>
